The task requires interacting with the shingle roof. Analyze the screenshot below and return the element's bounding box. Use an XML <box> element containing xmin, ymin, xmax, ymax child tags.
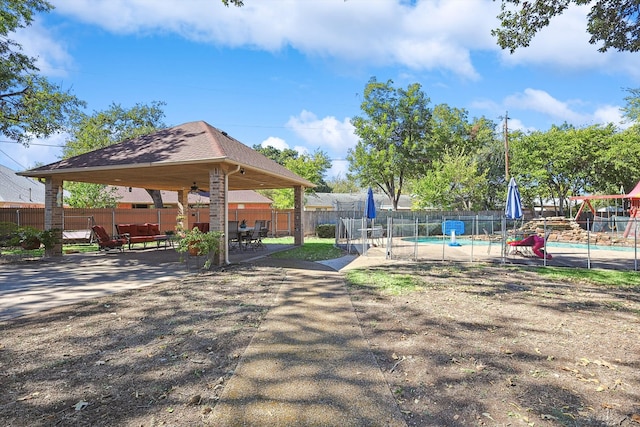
<box><xmin>304</xmin><ymin>192</ymin><xmax>413</xmax><ymax>211</ymax></box>
<box><xmin>20</xmin><ymin>121</ymin><xmax>314</xmax><ymax>191</ymax></box>
<box><xmin>0</xmin><ymin>164</ymin><xmax>46</xmax><ymax>206</ymax></box>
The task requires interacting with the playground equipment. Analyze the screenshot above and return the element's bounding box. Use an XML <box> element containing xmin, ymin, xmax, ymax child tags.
<box><xmin>508</xmin><ymin>234</ymin><xmax>552</xmax><ymax>259</ymax></box>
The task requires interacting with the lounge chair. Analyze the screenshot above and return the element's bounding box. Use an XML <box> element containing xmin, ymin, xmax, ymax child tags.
<box><xmin>92</xmin><ymin>225</ymin><xmax>127</xmax><ymax>251</ymax></box>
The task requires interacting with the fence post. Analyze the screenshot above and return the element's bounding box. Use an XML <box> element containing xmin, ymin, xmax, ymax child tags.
<box><xmin>635</xmin><ymin>217</ymin><xmax>638</xmax><ymax>272</ymax></box>
<box><xmin>413</xmin><ymin>217</ymin><xmax>418</xmax><ymax>261</ymax></box>
<box><xmin>587</xmin><ymin>217</ymin><xmax>591</xmax><ymax>269</ymax></box>
<box><xmin>543</xmin><ymin>217</ymin><xmax>547</xmax><ymax>267</ymax></box>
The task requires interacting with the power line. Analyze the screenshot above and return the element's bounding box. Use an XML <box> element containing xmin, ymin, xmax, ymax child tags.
<box><xmin>0</xmin><ymin>148</ymin><xmax>28</xmax><ymax>170</ymax></box>
<box><xmin>0</xmin><ymin>139</ymin><xmax>64</xmax><ymax>148</ymax></box>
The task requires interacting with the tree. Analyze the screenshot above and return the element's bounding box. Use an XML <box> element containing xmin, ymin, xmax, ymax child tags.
<box><xmin>1</xmin><ymin>0</ymin><xmax>85</xmax><ymax>145</ymax></box>
<box><xmin>510</xmin><ymin>124</ymin><xmax>616</xmax><ymax>215</ymax></box>
<box><xmin>621</xmin><ymin>87</ymin><xmax>640</xmax><ymax>123</ymax></box>
<box><xmin>348</xmin><ymin>77</ymin><xmax>432</xmax><ymax>211</ymax></box>
<box><xmin>252</xmin><ymin>144</ymin><xmax>299</xmax><ymax>166</ymax></box>
<box><xmin>412</xmin><ymin>150</ymin><xmax>488</xmax><ymax>211</ymax></box>
<box><xmin>326</xmin><ymin>174</ymin><xmax>361</xmax><ymax>193</ymax></box>
<box><xmin>64</xmin><ymin>182</ymin><xmax>120</xmax><ymax>209</ymax></box>
<box><xmin>63</xmin><ymin>102</ymin><xmax>167</xmax><ymax>208</ymax></box>
<box><xmin>252</xmin><ymin>145</ymin><xmax>332</xmax><ymax>208</ymax></box>
<box><xmin>493</xmin><ymin>0</ymin><xmax>640</xmax><ymax>53</ymax></box>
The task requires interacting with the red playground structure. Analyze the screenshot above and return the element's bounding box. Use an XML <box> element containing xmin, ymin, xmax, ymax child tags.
<box><xmin>569</xmin><ymin>180</ymin><xmax>640</xmax><ymax>238</ymax></box>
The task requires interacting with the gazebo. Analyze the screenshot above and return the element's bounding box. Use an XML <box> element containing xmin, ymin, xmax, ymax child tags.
<box><xmin>18</xmin><ymin>120</ymin><xmax>314</xmax><ymax>265</ymax></box>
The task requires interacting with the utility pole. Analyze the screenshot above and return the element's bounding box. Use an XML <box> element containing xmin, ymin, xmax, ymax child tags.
<box><xmin>503</xmin><ymin>111</ymin><xmax>509</xmax><ymax>181</ymax></box>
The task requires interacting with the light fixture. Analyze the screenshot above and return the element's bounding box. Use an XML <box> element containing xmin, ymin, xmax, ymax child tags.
<box><xmin>190</xmin><ymin>182</ymin><xmax>199</xmax><ymax>192</ymax></box>
<box><xmin>240</xmin><ymin>168</ymin><xmax>245</xmax><ymax>175</ymax></box>
<box><xmin>128</xmin><ymin>187</ymin><xmax>132</xmax><ymax>192</ymax></box>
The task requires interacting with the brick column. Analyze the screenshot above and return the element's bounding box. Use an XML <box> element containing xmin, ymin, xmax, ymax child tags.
<box><xmin>176</xmin><ymin>189</ymin><xmax>189</xmax><ymax>234</ymax></box>
<box><xmin>293</xmin><ymin>185</ymin><xmax>304</xmax><ymax>246</ymax></box>
<box><xmin>209</xmin><ymin>168</ymin><xmax>225</xmax><ymax>267</ymax></box>
<box><xmin>44</xmin><ymin>176</ymin><xmax>64</xmax><ymax>257</ymax></box>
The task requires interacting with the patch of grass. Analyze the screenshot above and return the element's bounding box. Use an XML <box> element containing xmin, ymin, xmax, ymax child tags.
<box><xmin>1</xmin><ymin>243</ymin><xmax>99</xmax><ymax>257</ymax></box>
<box><xmin>268</xmin><ymin>237</ymin><xmax>345</xmax><ymax>261</ymax></box>
<box><xmin>534</xmin><ymin>266</ymin><xmax>640</xmax><ymax>287</ymax></box>
<box><xmin>345</xmin><ymin>269</ymin><xmax>423</xmax><ymax>295</ymax></box>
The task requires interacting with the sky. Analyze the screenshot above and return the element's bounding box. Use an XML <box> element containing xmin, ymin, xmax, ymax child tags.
<box><xmin>2</xmin><ymin>0</ymin><xmax>639</xmax><ymax>180</ymax></box>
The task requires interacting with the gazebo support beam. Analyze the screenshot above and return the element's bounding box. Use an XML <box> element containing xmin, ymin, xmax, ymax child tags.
<box><xmin>209</xmin><ymin>168</ymin><xmax>225</xmax><ymax>267</ymax></box>
<box><xmin>44</xmin><ymin>176</ymin><xmax>64</xmax><ymax>257</ymax></box>
<box><xmin>294</xmin><ymin>185</ymin><xmax>304</xmax><ymax>246</ymax></box>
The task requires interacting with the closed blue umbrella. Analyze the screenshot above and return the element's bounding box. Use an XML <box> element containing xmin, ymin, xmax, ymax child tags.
<box><xmin>365</xmin><ymin>187</ymin><xmax>376</xmax><ymax>220</ymax></box>
<box><xmin>505</xmin><ymin>177</ymin><xmax>523</xmax><ymax>219</ymax></box>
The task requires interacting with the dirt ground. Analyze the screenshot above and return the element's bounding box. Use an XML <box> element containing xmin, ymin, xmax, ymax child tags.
<box><xmin>1</xmin><ymin>260</ymin><xmax>639</xmax><ymax>426</ymax></box>
<box><xmin>349</xmin><ymin>263</ymin><xmax>640</xmax><ymax>427</ymax></box>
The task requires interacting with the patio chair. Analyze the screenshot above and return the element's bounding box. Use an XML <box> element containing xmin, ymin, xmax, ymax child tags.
<box><xmin>92</xmin><ymin>225</ymin><xmax>127</xmax><ymax>251</ymax></box>
<box><xmin>243</xmin><ymin>226</ymin><xmax>263</xmax><ymax>250</ymax></box>
<box><xmin>228</xmin><ymin>221</ymin><xmax>241</xmax><ymax>251</ymax></box>
<box><xmin>259</xmin><ymin>220</ymin><xmax>271</xmax><ymax>241</ymax></box>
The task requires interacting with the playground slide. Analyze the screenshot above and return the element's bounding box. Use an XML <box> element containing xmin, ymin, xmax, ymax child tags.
<box><xmin>509</xmin><ymin>235</ymin><xmax>553</xmax><ymax>259</ymax></box>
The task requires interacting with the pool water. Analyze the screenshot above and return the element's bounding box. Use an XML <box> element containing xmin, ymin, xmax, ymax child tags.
<box><xmin>402</xmin><ymin>236</ymin><xmax>637</xmax><ymax>252</ymax></box>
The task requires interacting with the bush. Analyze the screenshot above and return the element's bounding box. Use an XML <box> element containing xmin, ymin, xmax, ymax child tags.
<box><xmin>0</xmin><ymin>222</ymin><xmax>20</xmax><ymax>247</ymax></box>
<box><xmin>316</xmin><ymin>224</ymin><xmax>335</xmax><ymax>238</ymax></box>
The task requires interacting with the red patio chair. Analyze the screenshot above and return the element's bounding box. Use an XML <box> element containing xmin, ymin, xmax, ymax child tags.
<box><xmin>92</xmin><ymin>225</ymin><xmax>127</xmax><ymax>251</ymax></box>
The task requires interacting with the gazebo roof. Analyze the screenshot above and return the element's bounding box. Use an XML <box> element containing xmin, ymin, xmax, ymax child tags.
<box><xmin>19</xmin><ymin>121</ymin><xmax>314</xmax><ymax>191</ymax></box>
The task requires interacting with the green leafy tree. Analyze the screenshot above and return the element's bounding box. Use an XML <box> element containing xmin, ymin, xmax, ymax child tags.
<box><xmin>412</xmin><ymin>150</ymin><xmax>488</xmax><ymax>211</ymax></box>
<box><xmin>428</xmin><ymin>105</ymin><xmax>502</xmax><ymax>209</ymax></box>
<box><xmin>596</xmin><ymin>126</ymin><xmax>640</xmax><ymax>194</ymax></box>
<box><xmin>1</xmin><ymin>0</ymin><xmax>85</xmax><ymax>145</ymax></box>
<box><xmin>510</xmin><ymin>124</ymin><xmax>616</xmax><ymax>215</ymax></box>
<box><xmin>64</xmin><ymin>182</ymin><xmax>120</xmax><ymax>208</ymax></box>
<box><xmin>252</xmin><ymin>144</ymin><xmax>299</xmax><ymax>165</ymax></box>
<box><xmin>326</xmin><ymin>174</ymin><xmax>361</xmax><ymax>193</ymax></box>
<box><xmin>63</xmin><ymin>102</ymin><xmax>167</xmax><ymax>208</ymax></box>
<box><xmin>285</xmin><ymin>150</ymin><xmax>332</xmax><ymax>192</ymax></box>
<box><xmin>621</xmin><ymin>87</ymin><xmax>640</xmax><ymax>124</ymax></box>
<box><xmin>348</xmin><ymin>77</ymin><xmax>432</xmax><ymax>211</ymax></box>
<box><xmin>493</xmin><ymin>0</ymin><xmax>640</xmax><ymax>53</ymax></box>
<box><xmin>252</xmin><ymin>145</ymin><xmax>332</xmax><ymax>208</ymax></box>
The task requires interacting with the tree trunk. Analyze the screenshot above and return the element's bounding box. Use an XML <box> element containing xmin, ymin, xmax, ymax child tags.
<box><xmin>146</xmin><ymin>189</ymin><xmax>164</xmax><ymax>209</ymax></box>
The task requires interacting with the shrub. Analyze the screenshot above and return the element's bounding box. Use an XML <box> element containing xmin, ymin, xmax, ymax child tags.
<box><xmin>316</xmin><ymin>224</ymin><xmax>335</xmax><ymax>238</ymax></box>
<box><xmin>0</xmin><ymin>222</ymin><xmax>20</xmax><ymax>247</ymax></box>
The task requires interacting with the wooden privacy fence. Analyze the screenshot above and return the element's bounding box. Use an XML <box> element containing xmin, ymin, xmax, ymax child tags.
<box><xmin>1</xmin><ymin>207</ymin><xmax>504</xmax><ymax>239</ymax></box>
<box><xmin>0</xmin><ymin>208</ymin><xmax>296</xmax><ymax>238</ymax></box>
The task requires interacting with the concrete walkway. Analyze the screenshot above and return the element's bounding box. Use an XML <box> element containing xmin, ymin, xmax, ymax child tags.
<box><xmin>211</xmin><ymin>258</ymin><xmax>407</xmax><ymax>426</ymax></box>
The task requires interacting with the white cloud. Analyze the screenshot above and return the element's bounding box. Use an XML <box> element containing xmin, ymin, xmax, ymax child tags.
<box><xmin>503</xmin><ymin>88</ymin><xmax>624</xmax><ymax>129</ymax></box>
<box><xmin>497</xmin><ymin>5</ymin><xmax>640</xmax><ymax>78</ymax></box>
<box><xmin>592</xmin><ymin>105</ymin><xmax>625</xmax><ymax>128</ymax></box>
<box><xmin>505</xmin><ymin>88</ymin><xmax>585</xmax><ymax>124</ymax></box>
<box><xmin>286</xmin><ymin>110</ymin><xmax>358</xmax><ymax>155</ymax></box>
<box><xmin>260</xmin><ymin>136</ymin><xmax>289</xmax><ymax>151</ymax></box>
<box><xmin>51</xmin><ymin>0</ymin><xmax>502</xmax><ymax>79</ymax></box>
<box><xmin>13</xmin><ymin>18</ymin><xmax>73</xmax><ymax>77</ymax></box>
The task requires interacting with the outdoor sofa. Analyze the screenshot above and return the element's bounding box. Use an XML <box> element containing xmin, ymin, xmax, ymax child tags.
<box><xmin>115</xmin><ymin>223</ymin><xmax>169</xmax><ymax>249</ymax></box>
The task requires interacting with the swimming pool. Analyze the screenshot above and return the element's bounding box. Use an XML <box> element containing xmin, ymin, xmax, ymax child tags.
<box><xmin>402</xmin><ymin>236</ymin><xmax>638</xmax><ymax>252</ymax></box>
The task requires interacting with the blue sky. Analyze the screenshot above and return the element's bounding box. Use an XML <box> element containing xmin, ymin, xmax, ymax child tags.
<box><xmin>2</xmin><ymin>0</ymin><xmax>639</xmax><ymax>179</ymax></box>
